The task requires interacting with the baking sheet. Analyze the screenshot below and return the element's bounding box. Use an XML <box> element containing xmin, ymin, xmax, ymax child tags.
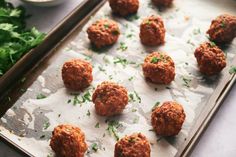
<box><xmin>0</xmin><ymin>0</ymin><xmax>236</xmax><ymax>157</ymax></box>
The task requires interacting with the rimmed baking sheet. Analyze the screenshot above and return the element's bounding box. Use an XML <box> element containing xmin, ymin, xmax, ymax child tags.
<box><xmin>0</xmin><ymin>0</ymin><xmax>236</xmax><ymax>157</ymax></box>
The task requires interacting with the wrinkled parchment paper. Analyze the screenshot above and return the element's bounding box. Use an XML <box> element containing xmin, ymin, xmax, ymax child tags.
<box><xmin>1</xmin><ymin>0</ymin><xmax>236</xmax><ymax>156</ymax></box>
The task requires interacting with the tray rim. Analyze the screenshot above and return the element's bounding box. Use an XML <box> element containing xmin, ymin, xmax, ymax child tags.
<box><xmin>0</xmin><ymin>0</ymin><xmax>236</xmax><ymax>156</ymax></box>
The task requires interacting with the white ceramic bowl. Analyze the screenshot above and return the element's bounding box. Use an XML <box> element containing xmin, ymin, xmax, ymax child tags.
<box><xmin>20</xmin><ymin>0</ymin><xmax>66</xmax><ymax>7</ymax></box>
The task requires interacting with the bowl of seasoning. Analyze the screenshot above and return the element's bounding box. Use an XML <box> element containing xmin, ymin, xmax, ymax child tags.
<box><xmin>20</xmin><ymin>0</ymin><xmax>66</xmax><ymax>7</ymax></box>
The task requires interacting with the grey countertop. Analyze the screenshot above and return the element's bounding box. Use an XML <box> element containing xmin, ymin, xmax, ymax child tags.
<box><xmin>0</xmin><ymin>0</ymin><xmax>236</xmax><ymax>157</ymax></box>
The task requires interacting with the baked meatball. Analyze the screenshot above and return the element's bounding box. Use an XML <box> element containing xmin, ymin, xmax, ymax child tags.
<box><xmin>50</xmin><ymin>124</ymin><xmax>88</xmax><ymax>157</ymax></box>
<box><xmin>142</xmin><ymin>52</ymin><xmax>175</xmax><ymax>84</ymax></box>
<box><xmin>87</xmin><ymin>19</ymin><xmax>120</xmax><ymax>48</ymax></box>
<box><xmin>92</xmin><ymin>81</ymin><xmax>128</xmax><ymax>116</ymax></box>
<box><xmin>152</xmin><ymin>0</ymin><xmax>173</xmax><ymax>7</ymax></box>
<box><xmin>194</xmin><ymin>42</ymin><xmax>226</xmax><ymax>76</ymax></box>
<box><xmin>109</xmin><ymin>0</ymin><xmax>139</xmax><ymax>17</ymax></box>
<box><xmin>140</xmin><ymin>15</ymin><xmax>166</xmax><ymax>46</ymax></box>
<box><xmin>62</xmin><ymin>59</ymin><xmax>93</xmax><ymax>91</ymax></box>
<box><xmin>207</xmin><ymin>14</ymin><xmax>236</xmax><ymax>44</ymax></box>
<box><xmin>114</xmin><ymin>133</ymin><xmax>151</xmax><ymax>157</ymax></box>
<box><xmin>151</xmin><ymin>101</ymin><xmax>186</xmax><ymax>136</ymax></box>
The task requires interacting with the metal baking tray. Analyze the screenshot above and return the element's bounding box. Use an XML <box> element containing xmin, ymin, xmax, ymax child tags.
<box><xmin>0</xmin><ymin>0</ymin><xmax>235</xmax><ymax>156</ymax></box>
<box><xmin>0</xmin><ymin>0</ymin><xmax>102</xmax><ymax>98</ymax></box>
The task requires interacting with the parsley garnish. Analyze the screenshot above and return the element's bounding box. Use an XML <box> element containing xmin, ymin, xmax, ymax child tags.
<box><xmin>209</xmin><ymin>41</ymin><xmax>216</xmax><ymax>47</ymax></box>
<box><xmin>95</xmin><ymin>122</ymin><xmax>100</xmax><ymax>128</ymax></box>
<box><xmin>151</xmin><ymin>57</ymin><xmax>161</xmax><ymax>63</ymax></box>
<box><xmin>117</xmin><ymin>42</ymin><xmax>128</xmax><ymax>51</ymax></box>
<box><xmin>152</xmin><ymin>102</ymin><xmax>160</xmax><ymax>111</ymax></box>
<box><xmin>43</xmin><ymin>121</ymin><xmax>50</xmax><ymax>130</ymax></box>
<box><xmin>106</xmin><ymin>120</ymin><xmax>122</xmax><ymax>141</ymax></box>
<box><xmin>229</xmin><ymin>66</ymin><xmax>236</xmax><ymax>74</ymax></box>
<box><xmin>104</xmin><ymin>24</ymin><xmax>109</xmax><ymax>29</ymax></box>
<box><xmin>36</xmin><ymin>93</ymin><xmax>46</xmax><ymax>99</ymax></box>
<box><xmin>181</xmin><ymin>76</ymin><xmax>192</xmax><ymax>87</ymax></box>
<box><xmin>91</xmin><ymin>143</ymin><xmax>99</xmax><ymax>152</ymax></box>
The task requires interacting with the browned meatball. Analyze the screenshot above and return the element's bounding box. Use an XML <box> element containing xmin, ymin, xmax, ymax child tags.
<box><xmin>140</xmin><ymin>15</ymin><xmax>166</xmax><ymax>46</ymax></box>
<box><xmin>87</xmin><ymin>19</ymin><xmax>120</xmax><ymax>48</ymax></box>
<box><xmin>50</xmin><ymin>124</ymin><xmax>88</xmax><ymax>157</ymax></box>
<box><xmin>109</xmin><ymin>0</ymin><xmax>139</xmax><ymax>17</ymax></box>
<box><xmin>62</xmin><ymin>59</ymin><xmax>93</xmax><ymax>91</ymax></box>
<box><xmin>114</xmin><ymin>133</ymin><xmax>151</xmax><ymax>157</ymax></box>
<box><xmin>194</xmin><ymin>42</ymin><xmax>226</xmax><ymax>76</ymax></box>
<box><xmin>207</xmin><ymin>14</ymin><xmax>236</xmax><ymax>44</ymax></box>
<box><xmin>152</xmin><ymin>0</ymin><xmax>173</xmax><ymax>7</ymax></box>
<box><xmin>142</xmin><ymin>52</ymin><xmax>175</xmax><ymax>84</ymax></box>
<box><xmin>92</xmin><ymin>81</ymin><xmax>128</xmax><ymax>116</ymax></box>
<box><xmin>151</xmin><ymin>101</ymin><xmax>186</xmax><ymax>136</ymax></box>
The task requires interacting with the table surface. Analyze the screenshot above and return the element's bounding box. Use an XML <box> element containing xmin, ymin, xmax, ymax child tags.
<box><xmin>1</xmin><ymin>0</ymin><xmax>236</xmax><ymax>157</ymax></box>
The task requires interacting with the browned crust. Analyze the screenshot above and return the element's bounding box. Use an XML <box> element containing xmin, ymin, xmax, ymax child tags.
<box><xmin>109</xmin><ymin>0</ymin><xmax>139</xmax><ymax>17</ymax></box>
<box><xmin>92</xmin><ymin>81</ymin><xmax>128</xmax><ymax>116</ymax></box>
<box><xmin>50</xmin><ymin>124</ymin><xmax>88</xmax><ymax>157</ymax></box>
<box><xmin>87</xmin><ymin>19</ymin><xmax>120</xmax><ymax>48</ymax></box>
<box><xmin>194</xmin><ymin>42</ymin><xmax>226</xmax><ymax>75</ymax></box>
<box><xmin>207</xmin><ymin>14</ymin><xmax>236</xmax><ymax>44</ymax></box>
<box><xmin>62</xmin><ymin>59</ymin><xmax>93</xmax><ymax>91</ymax></box>
<box><xmin>151</xmin><ymin>101</ymin><xmax>186</xmax><ymax>136</ymax></box>
<box><xmin>114</xmin><ymin>133</ymin><xmax>151</xmax><ymax>157</ymax></box>
<box><xmin>142</xmin><ymin>52</ymin><xmax>175</xmax><ymax>84</ymax></box>
<box><xmin>140</xmin><ymin>15</ymin><xmax>166</xmax><ymax>46</ymax></box>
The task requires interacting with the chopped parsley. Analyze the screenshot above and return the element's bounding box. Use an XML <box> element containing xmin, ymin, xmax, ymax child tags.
<box><xmin>193</xmin><ymin>28</ymin><xmax>201</xmax><ymax>35</ymax></box>
<box><xmin>126</xmin><ymin>34</ymin><xmax>133</xmax><ymax>38</ymax></box>
<box><xmin>126</xmin><ymin>14</ymin><xmax>140</xmax><ymax>21</ymax></box>
<box><xmin>36</xmin><ymin>93</ymin><xmax>46</xmax><ymax>99</ymax></box>
<box><xmin>128</xmin><ymin>76</ymin><xmax>134</xmax><ymax>81</ymax></box>
<box><xmin>43</xmin><ymin>121</ymin><xmax>50</xmax><ymax>130</ymax></box>
<box><xmin>128</xmin><ymin>137</ymin><xmax>136</xmax><ymax>143</ymax></box>
<box><xmin>220</xmin><ymin>21</ymin><xmax>226</xmax><ymax>28</ymax></box>
<box><xmin>117</xmin><ymin>42</ymin><xmax>128</xmax><ymax>51</ymax></box>
<box><xmin>72</xmin><ymin>91</ymin><xmax>91</xmax><ymax>106</ymax></box>
<box><xmin>106</xmin><ymin>120</ymin><xmax>122</xmax><ymax>141</ymax></box>
<box><xmin>95</xmin><ymin>122</ymin><xmax>100</xmax><ymax>128</ymax></box>
<box><xmin>112</xmin><ymin>30</ymin><xmax>119</xmax><ymax>35</ymax></box>
<box><xmin>152</xmin><ymin>102</ymin><xmax>160</xmax><ymax>111</ymax></box>
<box><xmin>104</xmin><ymin>24</ymin><xmax>109</xmax><ymax>29</ymax></box>
<box><xmin>98</xmin><ymin>66</ymin><xmax>106</xmax><ymax>72</ymax></box>
<box><xmin>151</xmin><ymin>57</ymin><xmax>161</xmax><ymax>63</ymax></box>
<box><xmin>40</xmin><ymin>135</ymin><xmax>45</xmax><ymax>139</ymax></box>
<box><xmin>86</xmin><ymin>110</ymin><xmax>91</xmax><ymax>116</ymax></box>
<box><xmin>229</xmin><ymin>66</ymin><xmax>236</xmax><ymax>74</ymax></box>
<box><xmin>209</xmin><ymin>41</ymin><xmax>216</xmax><ymax>47</ymax></box>
<box><xmin>128</xmin><ymin>91</ymin><xmax>141</xmax><ymax>103</ymax></box>
<box><xmin>181</xmin><ymin>76</ymin><xmax>192</xmax><ymax>87</ymax></box>
<box><xmin>91</xmin><ymin>143</ymin><xmax>99</xmax><ymax>152</ymax></box>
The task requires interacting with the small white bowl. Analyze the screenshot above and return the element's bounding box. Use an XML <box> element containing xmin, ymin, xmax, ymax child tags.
<box><xmin>20</xmin><ymin>0</ymin><xmax>66</xmax><ymax>7</ymax></box>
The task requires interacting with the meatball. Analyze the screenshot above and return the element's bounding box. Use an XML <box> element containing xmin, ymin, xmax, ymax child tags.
<box><xmin>109</xmin><ymin>0</ymin><xmax>139</xmax><ymax>17</ymax></box>
<box><xmin>87</xmin><ymin>19</ymin><xmax>120</xmax><ymax>48</ymax></box>
<box><xmin>50</xmin><ymin>124</ymin><xmax>87</xmax><ymax>157</ymax></box>
<box><xmin>152</xmin><ymin>0</ymin><xmax>173</xmax><ymax>7</ymax></box>
<box><xmin>62</xmin><ymin>59</ymin><xmax>93</xmax><ymax>91</ymax></box>
<box><xmin>92</xmin><ymin>81</ymin><xmax>128</xmax><ymax>116</ymax></box>
<box><xmin>114</xmin><ymin>133</ymin><xmax>151</xmax><ymax>157</ymax></box>
<box><xmin>151</xmin><ymin>101</ymin><xmax>186</xmax><ymax>136</ymax></box>
<box><xmin>140</xmin><ymin>15</ymin><xmax>166</xmax><ymax>46</ymax></box>
<box><xmin>194</xmin><ymin>42</ymin><xmax>226</xmax><ymax>76</ymax></box>
<box><xmin>207</xmin><ymin>14</ymin><xmax>236</xmax><ymax>44</ymax></box>
<box><xmin>142</xmin><ymin>52</ymin><xmax>175</xmax><ymax>84</ymax></box>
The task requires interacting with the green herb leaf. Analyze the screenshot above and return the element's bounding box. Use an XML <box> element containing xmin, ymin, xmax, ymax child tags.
<box><xmin>36</xmin><ymin>93</ymin><xmax>46</xmax><ymax>99</ymax></box>
<box><xmin>151</xmin><ymin>57</ymin><xmax>161</xmax><ymax>63</ymax></box>
<box><xmin>229</xmin><ymin>66</ymin><xmax>236</xmax><ymax>74</ymax></box>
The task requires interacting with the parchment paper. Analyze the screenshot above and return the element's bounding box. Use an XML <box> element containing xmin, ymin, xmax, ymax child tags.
<box><xmin>0</xmin><ymin>0</ymin><xmax>236</xmax><ymax>156</ymax></box>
